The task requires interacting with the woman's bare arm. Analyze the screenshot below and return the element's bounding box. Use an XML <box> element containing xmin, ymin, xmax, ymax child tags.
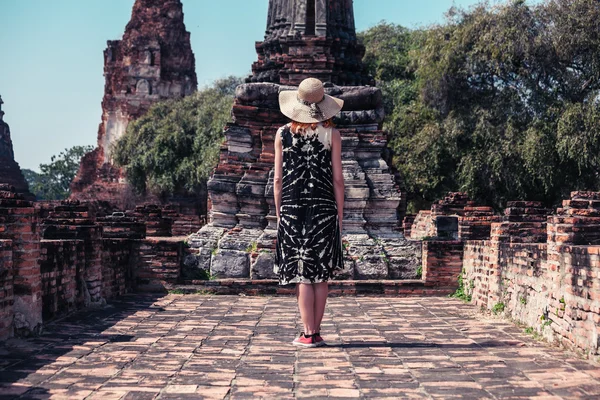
<box><xmin>273</xmin><ymin>127</ymin><xmax>284</xmax><ymax>223</ymax></box>
<box><xmin>330</xmin><ymin>128</ymin><xmax>344</xmax><ymax>232</ymax></box>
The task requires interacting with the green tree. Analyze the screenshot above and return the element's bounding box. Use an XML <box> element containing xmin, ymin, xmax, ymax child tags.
<box><xmin>362</xmin><ymin>0</ymin><xmax>600</xmax><ymax>210</ymax></box>
<box><xmin>358</xmin><ymin>22</ymin><xmax>419</xmax><ymax>118</ymax></box>
<box><xmin>113</xmin><ymin>77</ymin><xmax>242</xmax><ymax>195</ymax></box>
<box><xmin>23</xmin><ymin>145</ymin><xmax>94</xmax><ymax>200</ymax></box>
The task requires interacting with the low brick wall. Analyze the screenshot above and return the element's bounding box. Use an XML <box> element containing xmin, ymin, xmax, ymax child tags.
<box><xmin>410</xmin><ymin>210</ymin><xmax>432</xmax><ymax>239</ymax></box>
<box><xmin>101</xmin><ymin>239</ymin><xmax>139</xmax><ymax>299</ymax></box>
<box><xmin>422</xmin><ymin>240</ymin><xmax>464</xmax><ymax>290</ymax></box>
<box><xmin>550</xmin><ymin>245</ymin><xmax>600</xmax><ymax>352</ymax></box>
<box><xmin>40</xmin><ymin>240</ymin><xmax>85</xmax><ymax>321</ymax></box>
<box><xmin>463</xmin><ymin>241</ymin><xmax>548</xmax><ymax>322</ymax></box>
<box><xmin>460</xmin><ymin>192</ymin><xmax>600</xmax><ymax>356</ymax></box>
<box><xmin>0</xmin><ymin>239</ymin><xmax>13</xmax><ymax>340</ymax></box>
<box><xmin>135</xmin><ymin>237</ymin><xmax>183</xmax><ymax>292</ymax></box>
<box><xmin>0</xmin><ymin>190</ymin><xmax>42</xmax><ymax>338</ymax></box>
<box><xmin>463</xmin><ymin>241</ymin><xmax>600</xmax><ymax>355</ymax></box>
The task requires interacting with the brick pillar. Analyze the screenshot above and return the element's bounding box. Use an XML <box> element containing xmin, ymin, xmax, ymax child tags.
<box><xmin>458</xmin><ymin>207</ymin><xmax>500</xmax><ymax>240</ymax></box>
<box><xmin>98</xmin><ymin>212</ymin><xmax>146</xmax><ymax>298</ymax></box>
<box><xmin>547</xmin><ymin>192</ymin><xmax>600</xmax><ymax>246</ymax></box>
<box><xmin>402</xmin><ymin>214</ymin><xmax>416</xmax><ymax>238</ymax></box>
<box><xmin>422</xmin><ymin>240</ymin><xmax>464</xmax><ymax>290</ymax></box>
<box><xmin>0</xmin><ymin>185</ymin><xmax>42</xmax><ymax>337</ymax></box>
<box><xmin>132</xmin><ymin>205</ymin><xmax>172</xmax><ymax>236</ymax></box>
<box><xmin>40</xmin><ymin>200</ymin><xmax>104</xmax><ymax>306</ymax></box>
<box><xmin>546</xmin><ymin>191</ymin><xmax>600</xmax><ymax>352</ymax></box>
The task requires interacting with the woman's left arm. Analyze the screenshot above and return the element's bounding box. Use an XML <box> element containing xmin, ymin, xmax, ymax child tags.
<box><xmin>273</xmin><ymin>127</ymin><xmax>284</xmax><ymax>224</ymax></box>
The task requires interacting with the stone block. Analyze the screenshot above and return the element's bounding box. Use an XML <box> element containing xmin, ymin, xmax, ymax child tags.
<box><xmin>251</xmin><ymin>251</ymin><xmax>277</xmax><ymax>280</ymax></box>
<box><xmin>354</xmin><ymin>255</ymin><xmax>388</xmax><ymax>279</ymax></box>
<box><xmin>211</xmin><ymin>250</ymin><xmax>250</xmax><ymax>279</ymax></box>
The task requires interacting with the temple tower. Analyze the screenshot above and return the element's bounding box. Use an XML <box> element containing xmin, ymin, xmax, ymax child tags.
<box><xmin>0</xmin><ymin>96</ymin><xmax>34</xmax><ymax>201</ymax></box>
<box><xmin>70</xmin><ymin>0</ymin><xmax>197</xmax><ymax>209</ymax></box>
<box><xmin>187</xmin><ymin>0</ymin><xmax>419</xmax><ymax>281</ymax></box>
<box><xmin>250</xmin><ymin>0</ymin><xmax>372</xmax><ymax>86</ymax></box>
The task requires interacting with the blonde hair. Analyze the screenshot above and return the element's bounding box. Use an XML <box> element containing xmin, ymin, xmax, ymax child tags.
<box><xmin>291</xmin><ymin>118</ymin><xmax>335</xmax><ymax>135</ymax></box>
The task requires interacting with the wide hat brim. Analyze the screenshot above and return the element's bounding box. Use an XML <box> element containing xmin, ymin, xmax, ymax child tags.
<box><xmin>279</xmin><ymin>90</ymin><xmax>344</xmax><ymax>123</ymax></box>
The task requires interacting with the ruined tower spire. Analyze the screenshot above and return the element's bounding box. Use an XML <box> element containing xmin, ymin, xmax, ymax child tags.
<box><xmin>0</xmin><ymin>96</ymin><xmax>35</xmax><ymax>200</ymax></box>
<box><xmin>249</xmin><ymin>0</ymin><xmax>372</xmax><ymax>86</ymax></box>
<box><xmin>70</xmin><ymin>0</ymin><xmax>197</xmax><ymax>207</ymax></box>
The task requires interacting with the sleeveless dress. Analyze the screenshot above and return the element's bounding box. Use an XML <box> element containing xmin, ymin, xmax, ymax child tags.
<box><xmin>274</xmin><ymin>122</ymin><xmax>344</xmax><ymax>285</ymax></box>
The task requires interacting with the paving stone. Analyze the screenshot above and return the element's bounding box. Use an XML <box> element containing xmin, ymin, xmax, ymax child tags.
<box><xmin>0</xmin><ymin>294</ymin><xmax>599</xmax><ymax>399</ymax></box>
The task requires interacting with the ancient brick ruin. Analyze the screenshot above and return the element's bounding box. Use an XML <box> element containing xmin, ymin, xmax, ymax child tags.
<box><xmin>0</xmin><ymin>183</ymin><xmax>191</xmax><ymax>340</ymax></box>
<box><xmin>187</xmin><ymin>0</ymin><xmax>420</xmax><ymax>281</ymax></box>
<box><xmin>404</xmin><ymin>191</ymin><xmax>600</xmax><ymax>355</ymax></box>
<box><xmin>2</xmin><ymin>0</ymin><xmax>600</xmax><ymax>360</ymax></box>
<box><xmin>0</xmin><ymin>97</ymin><xmax>34</xmax><ymax>201</ymax></box>
<box><xmin>70</xmin><ymin>0</ymin><xmax>200</xmax><ymax>214</ymax></box>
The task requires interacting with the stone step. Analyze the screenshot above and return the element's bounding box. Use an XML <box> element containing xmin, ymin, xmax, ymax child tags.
<box><xmin>171</xmin><ymin>279</ymin><xmax>455</xmax><ymax>297</ymax></box>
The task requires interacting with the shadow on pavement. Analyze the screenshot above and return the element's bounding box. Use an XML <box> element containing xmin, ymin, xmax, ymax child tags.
<box><xmin>0</xmin><ymin>293</ymin><xmax>165</xmax><ymax>399</ymax></box>
<box><xmin>334</xmin><ymin>340</ymin><xmax>516</xmax><ymax>349</ymax></box>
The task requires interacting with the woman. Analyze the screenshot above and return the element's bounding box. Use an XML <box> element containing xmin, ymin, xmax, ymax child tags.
<box><xmin>273</xmin><ymin>77</ymin><xmax>345</xmax><ymax>348</ymax></box>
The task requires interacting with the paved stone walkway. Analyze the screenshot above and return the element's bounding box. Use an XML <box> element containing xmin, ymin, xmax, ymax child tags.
<box><xmin>1</xmin><ymin>294</ymin><xmax>600</xmax><ymax>400</ymax></box>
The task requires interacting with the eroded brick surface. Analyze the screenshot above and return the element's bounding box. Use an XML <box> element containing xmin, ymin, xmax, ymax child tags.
<box><xmin>1</xmin><ymin>295</ymin><xmax>598</xmax><ymax>399</ymax></box>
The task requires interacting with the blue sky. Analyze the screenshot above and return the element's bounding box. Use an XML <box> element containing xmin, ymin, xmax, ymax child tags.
<box><xmin>0</xmin><ymin>0</ymin><xmax>535</xmax><ymax>171</ymax></box>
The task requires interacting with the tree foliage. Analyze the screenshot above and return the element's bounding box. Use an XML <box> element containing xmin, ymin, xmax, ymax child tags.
<box><xmin>22</xmin><ymin>145</ymin><xmax>94</xmax><ymax>200</ymax></box>
<box><xmin>113</xmin><ymin>77</ymin><xmax>242</xmax><ymax>195</ymax></box>
<box><xmin>361</xmin><ymin>0</ymin><xmax>600</xmax><ymax>210</ymax></box>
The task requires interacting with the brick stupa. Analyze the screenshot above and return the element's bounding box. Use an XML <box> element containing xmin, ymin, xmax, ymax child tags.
<box><xmin>186</xmin><ymin>0</ymin><xmax>420</xmax><ymax>281</ymax></box>
<box><xmin>70</xmin><ymin>0</ymin><xmax>197</xmax><ymax>210</ymax></box>
<box><xmin>0</xmin><ymin>96</ymin><xmax>34</xmax><ymax>201</ymax></box>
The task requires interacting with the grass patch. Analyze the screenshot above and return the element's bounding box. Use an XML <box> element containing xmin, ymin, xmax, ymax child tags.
<box><xmin>245</xmin><ymin>241</ymin><xmax>258</xmax><ymax>253</ymax></box>
<box><xmin>492</xmin><ymin>302</ymin><xmax>505</xmax><ymax>314</ymax></box>
<box><xmin>450</xmin><ymin>268</ymin><xmax>472</xmax><ymax>302</ymax></box>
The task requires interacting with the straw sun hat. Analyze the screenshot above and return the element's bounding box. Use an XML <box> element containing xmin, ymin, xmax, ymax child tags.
<box><xmin>279</xmin><ymin>78</ymin><xmax>344</xmax><ymax>123</ymax></box>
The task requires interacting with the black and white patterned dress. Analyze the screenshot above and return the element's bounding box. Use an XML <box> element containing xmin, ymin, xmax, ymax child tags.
<box><xmin>274</xmin><ymin>122</ymin><xmax>344</xmax><ymax>285</ymax></box>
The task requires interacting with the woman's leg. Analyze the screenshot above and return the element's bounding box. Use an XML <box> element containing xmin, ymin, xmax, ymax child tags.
<box><xmin>297</xmin><ymin>283</ymin><xmax>317</xmax><ymax>334</ymax></box>
<box><xmin>313</xmin><ymin>282</ymin><xmax>329</xmax><ymax>333</ymax></box>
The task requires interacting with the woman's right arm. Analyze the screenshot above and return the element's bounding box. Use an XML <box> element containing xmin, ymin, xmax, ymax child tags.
<box><xmin>331</xmin><ymin>128</ymin><xmax>344</xmax><ymax>233</ymax></box>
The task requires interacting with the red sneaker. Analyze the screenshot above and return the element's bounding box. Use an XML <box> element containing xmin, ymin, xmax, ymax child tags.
<box><xmin>313</xmin><ymin>333</ymin><xmax>326</xmax><ymax>347</ymax></box>
<box><xmin>292</xmin><ymin>333</ymin><xmax>317</xmax><ymax>348</ymax></box>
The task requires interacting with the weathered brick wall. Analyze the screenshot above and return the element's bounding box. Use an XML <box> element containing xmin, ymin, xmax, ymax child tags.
<box><xmin>459</xmin><ymin>207</ymin><xmax>500</xmax><ymax>240</ymax></box>
<box><xmin>402</xmin><ymin>214</ymin><xmax>416</xmax><ymax>238</ymax></box>
<box><xmin>550</xmin><ymin>245</ymin><xmax>600</xmax><ymax>352</ymax></box>
<box><xmin>1</xmin><ymin>197</ymin><xmax>159</xmax><ymax>339</ymax></box>
<box><xmin>0</xmin><ymin>239</ymin><xmax>14</xmax><ymax>340</ymax></box>
<box><xmin>410</xmin><ymin>210</ymin><xmax>433</xmax><ymax>239</ymax></box>
<box><xmin>0</xmin><ymin>188</ymin><xmax>42</xmax><ymax>338</ymax></box>
<box><xmin>40</xmin><ymin>240</ymin><xmax>85</xmax><ymax>321</ymax></box>
<box><xmin>40</xmin><ymin>201</ymin><xmax>104</xmax><ymax>305</ymax></box>
<box><xmin>463</xmin><ymin>240</ymin><xmax>494</xmax><ymax>308</ymax></box>
<box><xmin>135</xmin><ymin>237</ymin><xmax>182</xmax><ymax>292</ymax></box>
<box><xmin>462</xmin><ymin>192</ymin><xmax>600</xmax><ymax>355</ymax></box>
<box><xmin>101</xmin><ymin>239</ymin><xmax>139</xmax><ymax>299</ymax></box>
<box><xmin>422</xmin><ymin>240</ymin><xmax>464</xmax><ymax>290</ymax></box>
<box><xmin>464</xmin><ymin>241</ymin><xmax>548</xmax><ymax>325</ymax></box>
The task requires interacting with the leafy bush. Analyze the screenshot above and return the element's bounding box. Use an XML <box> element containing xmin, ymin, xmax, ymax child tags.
<box><xmin>113</xmin><ymin>77</ymin><xmax>242</xmax><ymax>196</ymax></box>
